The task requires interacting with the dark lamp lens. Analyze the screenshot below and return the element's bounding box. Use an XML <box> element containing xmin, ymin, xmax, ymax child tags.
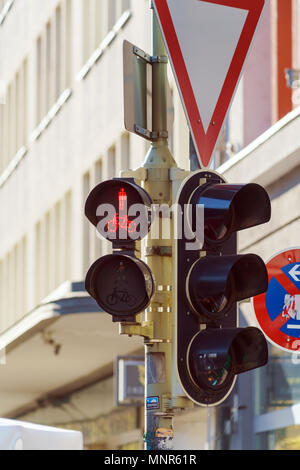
<box><xmin>190</xmin><ymin>349</ymin><xmax>233</xmax><ymax>391</ymax></box>
<box><xmin>85</xmin><ymin>254</ymin><xmax>154</xmax><ymax>317</ymax></box>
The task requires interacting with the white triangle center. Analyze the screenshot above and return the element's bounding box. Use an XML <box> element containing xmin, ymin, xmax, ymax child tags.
<box><xmin>166</xmin><ymin>0</ymin><xmax>249</xmax><ymax>133</ymax></box>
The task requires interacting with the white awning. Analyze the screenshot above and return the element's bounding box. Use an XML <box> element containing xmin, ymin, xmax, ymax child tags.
<box><xmin>0</xmin><ymin>418</ymin><xmax>83</xmax><ymax>450</ymax></box>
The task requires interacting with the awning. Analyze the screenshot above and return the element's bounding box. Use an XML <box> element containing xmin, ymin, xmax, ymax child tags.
<box><xmin>0</xmin><ymin>418</ymin><xmax>83</xmax><ymax>450</ymax></box>
<box><xmin>0</xmin><ymin>281</ymin><xmax>144</xmax><ymax>418</ymax></box>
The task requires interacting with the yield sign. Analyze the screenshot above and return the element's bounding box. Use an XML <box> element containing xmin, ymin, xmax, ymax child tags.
<box><xmin>153</xmin><ymin>0</ymin><xmax>266</xmax><ymax>168</ymax></box>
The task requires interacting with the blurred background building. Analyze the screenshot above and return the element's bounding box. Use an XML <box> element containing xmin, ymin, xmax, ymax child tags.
<box><xmin>0</xmin><ymin>0</ymin><xmax>299</xmax><ymax>450</ymax></box>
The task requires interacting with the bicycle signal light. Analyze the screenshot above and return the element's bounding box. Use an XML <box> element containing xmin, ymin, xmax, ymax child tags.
<box><xmin>85</xmin><ymin>253</ymin><xmax>154</xmax><ymax>322</ymax></box>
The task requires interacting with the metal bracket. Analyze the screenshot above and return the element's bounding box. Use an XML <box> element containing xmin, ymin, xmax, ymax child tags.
<box><xmin>133</xmin><ymin>45</ymin><xmax>152</xmax><ymax>63</ymax></box>
<box><xmin>134</xmin><ymin>124</ymin><xmax>168</xmax><ymax>141</ymax></box>
<box><xmin>120</xmin><ymin>167</ymin><xmax>148</xmax><ymax>183</ymax></box>
<box><xmin>162</xmin><ymin>394</ymin><xmax>194</xmax><ymax>412</ymax></box>
<box><xmin>151</xmin><ymin>55</ymin><xmax>168</xmax><ymax>64</ymax></box>
<box><xmin>146</xmin><ymin>246</ymin><xmax>172</xmax><ymax>257</ymax></box>
<box><xmin>133</xmin><ymin>46</ymin><xmax>168</xmax><ymax>65</ymax></box>
<box><xmin>119</xmin><ymin>321</ymin><xmax>154</xmax><ymax>339</ymax></box>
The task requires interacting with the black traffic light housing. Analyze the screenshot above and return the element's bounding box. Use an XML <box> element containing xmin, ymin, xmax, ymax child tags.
<box><xmin>175</xmin><ymin>170</ymin><xmax>271</xmax><ymax>406</ymax></box>
<box><xmin>85</xmin><ymin>178</ymin><xmax>154</xmax><ymax>322</ymax></box>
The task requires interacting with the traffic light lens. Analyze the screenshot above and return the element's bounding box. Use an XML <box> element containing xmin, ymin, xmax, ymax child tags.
<box><xmin>85</xmin><ymin>180</ymin><xmax>152</xmax><ymax>242</ymax></box>
<box><xmin>188</xmin><ymin>334</ymin><xmax>234</xmax><ymax>391</ymax></box>
<box><xmin>200</xmin><ymin>353</ymin><xmax>232</xmax><ymax>389</ymax></box>
<box><xmin>201</xmin><ymin>292</ymin><xmax>229</xmax><ymax>314</ymax></box>
<box><xmin>190</xmin><ymin>182</ymin><xmax>271</xmax><ymax>245</ymax></box>
<box><xmin>188</xmin><ymin>328</ymin><xmax>268</xmax><ymax>395</ymax></box>
<box><xmin>187</xmin><ymin>255</ymin><xmax>267</xmax><ymax>319</ymax></box>
<box><xmin>85</xmin><ymin>254</ymin><xmax>154</xmax><ymax>319</ymax></box>
<box><xmin>204</xmin><ymin>218</ymin><xmax>229</xmax><ymax>242</ymax></box>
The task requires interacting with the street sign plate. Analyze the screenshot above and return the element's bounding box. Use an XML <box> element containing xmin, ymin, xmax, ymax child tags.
<box><xmin>116</xmin><ymin>356</ymin><xmax>144</xmax><ymax>406</ymax></box>
<box><xmin>153</xmin><ymin>0</ymin><xmax>266</xmax><ymax>168</ymax></box>
<box><xmin>252</xmin><ymin>248</ymin><xmax>300</xmax><ymax>353</ymax></box>
<box><xmin>123</xmin><ymin>40</ymin><xmax>150</xmax><ymax>137</ymax></box>
<box><xmin>123</xmin><ymin>40</ymin><xmax>174</xmax><ymax>141</ymax></box>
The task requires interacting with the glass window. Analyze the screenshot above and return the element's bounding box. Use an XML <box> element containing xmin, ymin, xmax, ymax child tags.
<box><xmin>256</xmin><ymin>345</ymin><xmax>300</xmax><ymax>416</ymax></box>
<box><xmin>257</xmin><ymin>425</ymin><xmax>300</xmax><ymax>450</ymax></box>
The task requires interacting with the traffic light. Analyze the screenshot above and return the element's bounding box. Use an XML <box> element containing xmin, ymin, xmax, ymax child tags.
<box><xmin>85</xmin><ymin>178</ymin><xmax>154</xmax><ymax>322</ymax></box>
<box><xmin>174</xmin><ymin>170</ymin><xmax>271</xmax><ymax>406</ymax></box>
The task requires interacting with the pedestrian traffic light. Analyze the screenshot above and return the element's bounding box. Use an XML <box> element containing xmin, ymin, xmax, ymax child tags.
<box><xmin>174</xmin><ymin>170</ymin><xmax>271</xmax><ymax>406</ymax></box>
<box><xmin>85</xmin><ymin>178</ymin><xmax>153</xmax><ymax>247</ymax></box>
<box><xmin>85</xmin><ymin>178</ymin><xmax>154</xmax><ymax>322</ymax></box>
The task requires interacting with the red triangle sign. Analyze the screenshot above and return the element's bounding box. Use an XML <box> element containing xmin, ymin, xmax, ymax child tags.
<box><xmin>153</xmin><ymin>0</ymin><xmax>266</xmax><ymax>168</ymax></box>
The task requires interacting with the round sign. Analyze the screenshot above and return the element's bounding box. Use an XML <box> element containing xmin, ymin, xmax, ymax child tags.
<box><xmin>252</xmin><ymin>247</ymin><xmax>300</xmax><ymax>353</ymax></box>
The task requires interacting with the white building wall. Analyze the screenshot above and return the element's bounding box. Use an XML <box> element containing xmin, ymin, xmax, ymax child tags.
<box><xmin>0</xmin><ymin>0</ymin><xmax>156</xmax><ymax>331</ymax></box>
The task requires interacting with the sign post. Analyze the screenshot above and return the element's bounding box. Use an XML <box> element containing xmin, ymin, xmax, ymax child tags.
<box><xmin>85</xmin><ymin>0</ymin><xmax>269</xmax><ymax>451</ymax></box>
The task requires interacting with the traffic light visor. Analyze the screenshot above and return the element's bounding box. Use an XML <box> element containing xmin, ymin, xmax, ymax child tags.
<box><xmin>188</xmin><ymin>327</ymin><xmax>268</xmax><ymax>391</ymax></box>
<box><xmin>187</xmin><ymin>254</ymin><xmax>268</xmax><ymax>318</ymax></box>
<box><xmin>190</xmin><ymin>183</ymin><xmax>271</xmax><ymax>244</ymax></box>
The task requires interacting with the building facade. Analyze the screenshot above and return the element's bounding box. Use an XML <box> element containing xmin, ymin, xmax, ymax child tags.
<box><xmin>0</xmin><ymin>0</ymin><xmax>299</xmax><ymax>450</ymax></box>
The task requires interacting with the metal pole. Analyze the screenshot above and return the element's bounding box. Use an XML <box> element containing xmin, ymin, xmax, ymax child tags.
<box><xmin>142</xmin><ymin>1</ymin><xmax>177</xmax><ymax>451</ymax></box>
<box><xmin>189</xmin><ymin>133</ymin><xmax>201</xmax><ymax>171</ymax></box>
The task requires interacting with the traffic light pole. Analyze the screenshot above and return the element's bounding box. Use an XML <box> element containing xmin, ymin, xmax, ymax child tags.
<box><xmin>119</xmin><ymin>3</ymin><xmax>193</xmax><ymax>448</ymax></box>
<box><xmin>141</xmin><ymin>4</ymin><xmax>177</xmax><ymax>450</ymax></box>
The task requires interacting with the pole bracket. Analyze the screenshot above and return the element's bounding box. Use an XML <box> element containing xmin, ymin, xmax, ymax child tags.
<box><xmin>134</xmin><ymin>124</ymin><xmax>168</xmax><ymax>141</ymax></box>
<box><xmin>133</xmin><ymin>45</ymin><xmax>168</xmax><ymax>65</ymax></box>
<box><xmin>119</xmin><ymin>321</ymin><xmax>154</xmax><ymax>339</ymax></box>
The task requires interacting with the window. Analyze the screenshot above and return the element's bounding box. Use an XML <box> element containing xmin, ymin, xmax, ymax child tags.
<box><xmin>0</xmin><ymin>0</ymin><xmax>14</xmax><ymax>26</ymax></box>
<box><xmin>82</xmin><ymin>0</ymin><xmax>131</xmax><ymax>65</ymax></box>
<box><xmin>55</xmin><ymin>6</ymin><xmax>62</xmax><ymax>99</ymax></box>
<box><xmin>34</xmin><ymin>191</ymin><xmax>72</xmax><ymax>305</ymax></box>
<box><xmin>0</xmin><ymin>237</ymin><xmax>27</xmax><ymax>331</ymax></box>
<box><xmin>45</xmin><ymin>22</ymin><xmax>52</xmax><ymax>112</ymax></box>
<box><xmin>83</xmin><ymin>171</ymin><xmax>91</xmax><ymax>273</ymax></box>
<box><xmin>35</xmin><ymin>0</ymin><xmax>72</xmax><ymax>126</ymax></box>
<box><xmin>108</xmin><ymin>145</ymin><xmax>116</xmax><ymax>179</ymax></box>
<box><xmin>0</xmin><ymin>59</ymin><xmax>28</xmax><ymax>172</ymax></box>
<box><xmin>36</xmin><ymin>36</ymin><xmax>43</xmax><ymax>124</ymax></box>
<box><xmin>0</xmin><ymin>105</ymin><xmax>3</xmax><ymax>173</ymax></box>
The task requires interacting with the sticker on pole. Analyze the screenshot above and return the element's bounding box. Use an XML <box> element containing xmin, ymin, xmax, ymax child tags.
<box><xmin>153</xmin><ymin>0</ymin><xmax>266</xmax><ymax>168</ymax></box>
<box><xmin>252</xmin><ymin>248</ymin><xmax>300</xmax><ymax>353</ymax></box>
<box><xmin>146</xmin><ymin>396</ymin><xmax>160</xmax><ymax>410</ymax></box>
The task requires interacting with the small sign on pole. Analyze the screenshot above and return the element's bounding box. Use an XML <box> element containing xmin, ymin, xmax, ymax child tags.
<box><xmin>123</xmin><ymin>40</ymin><xmax>151</xmax><ymax>139</ymax></box>
<box><xmin>116</xmin><ymin>356</ymin><xmax>145</xmax><ymax>406</ymax></box>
